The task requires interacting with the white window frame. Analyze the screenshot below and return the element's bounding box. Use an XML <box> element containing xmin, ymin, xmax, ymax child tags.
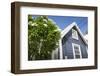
<box><xmin>72</xmin><ymin>29</ymin><xmax>78</xmax><ymax>40</ymax></box>
<box><xmin>72</xmin><ymin>43</ymin><xmax>82</xmax><ymax>59</ymax></box>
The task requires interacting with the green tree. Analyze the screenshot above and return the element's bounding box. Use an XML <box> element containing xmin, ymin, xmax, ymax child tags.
<box><xmin>28</xmin><ymin>15</ymin><xmax>61</xmax><ymax>60</ymax></box>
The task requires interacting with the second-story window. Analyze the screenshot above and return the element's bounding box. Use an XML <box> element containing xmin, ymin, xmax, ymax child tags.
<box><xmin>72</xmin><ymin>29</ymin><xmax>78</xmax><ymax>40</ymax></box>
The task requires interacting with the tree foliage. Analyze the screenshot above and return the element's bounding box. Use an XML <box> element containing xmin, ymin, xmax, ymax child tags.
<box><xmin>28</xmin><ymin>15</ymin><xmax>61</xmax><ymax>60</ymax></box>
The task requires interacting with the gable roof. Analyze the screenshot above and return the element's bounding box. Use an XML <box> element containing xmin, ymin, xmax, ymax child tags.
<box><xmin>61</xmin><ymin>22</ymin><xmax>87</xmax><ymax>45</ymax></box>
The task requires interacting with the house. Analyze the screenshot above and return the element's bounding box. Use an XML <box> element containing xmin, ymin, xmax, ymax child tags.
<box><xmin>52</xmin><ymin>22</ymin><xmax>88</xmax><ymax>59</ymax></box>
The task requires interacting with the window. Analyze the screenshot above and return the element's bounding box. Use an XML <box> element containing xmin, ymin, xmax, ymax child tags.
<box><xmin>72</xmin><ymin>43</ymin><xmax>82</xmax><ymax>59</ymax></box>
<box><xmin>72</xmin><ymin>29</ymin><xmax>78</xmax><ymax>40</ymax></box>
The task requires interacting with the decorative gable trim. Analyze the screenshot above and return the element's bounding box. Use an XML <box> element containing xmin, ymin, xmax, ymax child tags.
<box><xmin>61</xmin><ymin>22</ymin><xmax>87</xmax><ymax>45</ymax></box>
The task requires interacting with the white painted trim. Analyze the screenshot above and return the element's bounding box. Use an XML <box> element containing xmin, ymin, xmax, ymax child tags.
<box><xmin>72</xmin><ymin>43</ymin><xmax>82</xmax><ymax>59</ymax></box>
<box><xmin>72</xmin><ymin>43</ymin><xmax>75</xmax><ymax>59</ymax></box>
<box><xmin>59</xmin><ymin>39</ymin><xmax>63</xmax><ymax>59</ymax></box>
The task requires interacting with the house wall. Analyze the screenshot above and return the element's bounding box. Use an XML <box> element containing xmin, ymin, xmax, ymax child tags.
<box><xmin>52</xmin><ymin>48</ymin><xmax>59</xmax><ymax>59</ymax></box>
<box><xmin>62</xmin><ymin>27</ymin><xmax>88</xmax><ymax>59</ymax></box>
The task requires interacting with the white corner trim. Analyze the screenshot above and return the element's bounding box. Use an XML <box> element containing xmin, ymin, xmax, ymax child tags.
<box><xmin>72</xmin><ymin>43</ymin><xmax>82</xmax><ymax>59</ymax></box>
<box><xmin>59</xmin><ymin>39</ymin><xmax>63</xmax><ymax>59</ymax></box>
<box><xmin>72</xmin><ymin>43</ymin><xmax>75</xmax><ymax>59</ymax></box>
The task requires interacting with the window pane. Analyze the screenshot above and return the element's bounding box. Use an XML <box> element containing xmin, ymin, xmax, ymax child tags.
<box><xmin>75</xmin><ymin>50</ymin><xmax>80</xmax><ymax>54</ymax></box>
<box><xmin>72</xmin><ymin>29</ymin><xmax>78</xmax><ymax>40</ymax></box>
<box><xmin>75</xmin><ymin>54</ymin><xmax>80</xmax><ymax>58</ymax></box>
<box><xmin>74</xmin><ymin>46</ymin><xmax>79</xmax><ymax>49</ymax></box>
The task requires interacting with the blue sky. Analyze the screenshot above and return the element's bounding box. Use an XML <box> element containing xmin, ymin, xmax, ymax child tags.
<box><xmin>32</xmin><ymin>15</ymin><xmax>88</xmax><ymax>35</ymax></box>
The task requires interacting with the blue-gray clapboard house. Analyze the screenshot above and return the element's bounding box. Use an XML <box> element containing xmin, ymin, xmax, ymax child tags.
<box><xmin>52</xmin><ymin>22</ymin><xmax>88</xmax><ymax>59</ymax></box>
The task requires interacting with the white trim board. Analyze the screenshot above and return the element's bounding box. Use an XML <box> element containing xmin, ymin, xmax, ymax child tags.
<box><xmin>72</xmin><ymin>43</ymin><xmax>82</xmax><ymax>59</ymax></box>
